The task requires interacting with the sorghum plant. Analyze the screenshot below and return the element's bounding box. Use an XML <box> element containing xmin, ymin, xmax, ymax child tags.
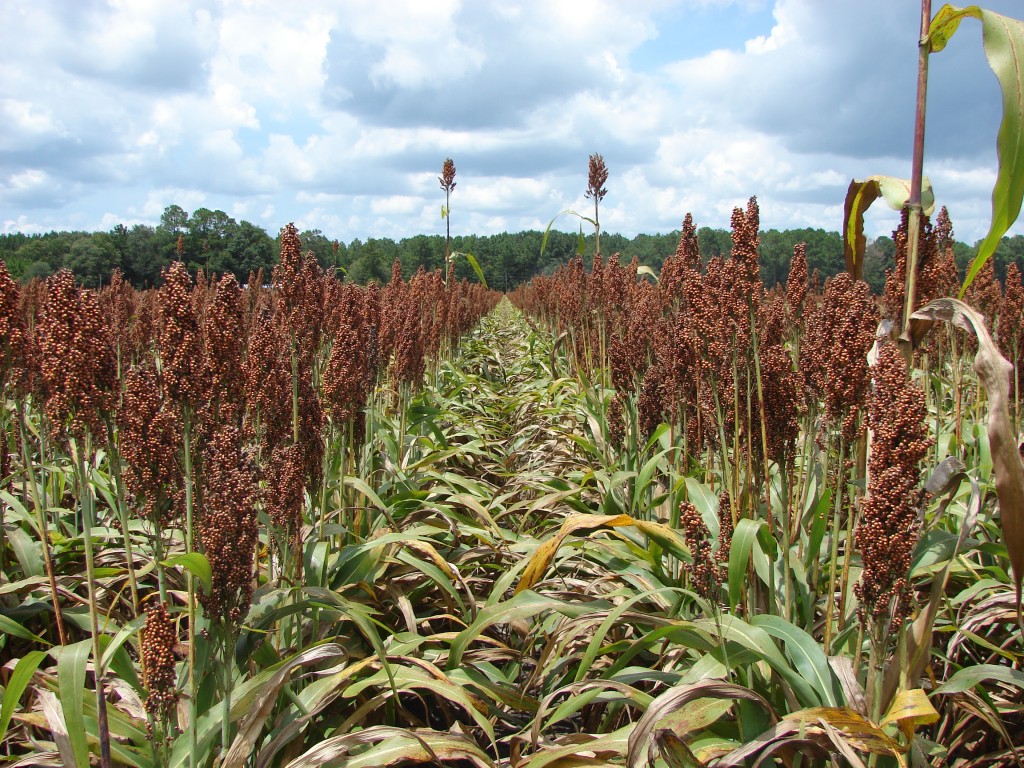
<box><xmin>585</xmin><ymin>153</ymin><xmax>609</xmax><ymax>256</ymax></box>
<box><xmin>198</xmin><ymin>423</ymin><xmax>259</xmax><ymax>753</ymax></box>
<box><xmin>38</xmin><ymin>269</ymin><xmax>117</xmax><ymax>767</ymax></box>
<box><xmin>855</xmin><ymin>339</ymin><xmax>931</xmax><ymax>716</ymax></box>
<box><xmin>440</xmin><ymin>157</ymin><xmax>457</xmax><ymax>279</ymax></box>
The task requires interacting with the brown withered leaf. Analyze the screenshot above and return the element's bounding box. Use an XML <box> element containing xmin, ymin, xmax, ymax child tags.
<box><xmin>902</xmin><ymin>297</ymin><xmax>1024</xmax><ymax>627</ymax></box>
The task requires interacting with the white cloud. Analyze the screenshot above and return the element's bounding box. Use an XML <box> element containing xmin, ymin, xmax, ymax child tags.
<box><xmin>1</xmin><ymin>0</ymin><xmax>1022</xmax><ymax>248</ymax></box>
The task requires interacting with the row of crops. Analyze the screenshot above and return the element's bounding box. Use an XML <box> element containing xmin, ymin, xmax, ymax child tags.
<box><xmin>0</xmin><ymin>203</ymin><xmax>1022</xmax><ymax>767</ymax></box>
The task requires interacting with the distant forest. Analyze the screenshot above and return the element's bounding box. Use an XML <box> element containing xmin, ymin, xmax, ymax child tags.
<box><xmin>3</xmin><ymin>203</ymin><xmax>1024</xmax><ymax>294</ymax></box>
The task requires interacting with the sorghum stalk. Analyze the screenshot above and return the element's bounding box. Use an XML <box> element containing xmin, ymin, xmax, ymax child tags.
<box><xmin>17</xmin><ymin>412</ymin><xmax>68</xmax><ymax>645</ymax></box>
<box><xmin>823</xmin><ymin>435</ymin><xmax>846</xmax><ymax>656</ymax></box>
<box><xmin>71</xmin><ymin>434</ymin><xmax>113</xmax><ymax>768</ymax></box>
<box><xmin>440</xmin><ymin>158</ymin><xmax>457</xmax><ymax>283</ymax></box>
<box><xmin>585</xmin><ymin>154</ymin><xmax>608</xmax><ymax>256</ymax></box>
<box><xmin>104</xmin><ymin>418</ymin><xmax>139</xmax><ymax>613</ymax></box>
<box><xmin>902</xmin><ymin>0</ymin><xmax>933</xmax><ymax>343</ymax></box>
<box><xmin>182</xmin><ymin>411</ymin><xmax>199</xmax><ymax>768</ymax></box>
<box><xmin>750</xmin><ymin>320</ymin><xmax>784</xmax><ymax>617</ymax></box>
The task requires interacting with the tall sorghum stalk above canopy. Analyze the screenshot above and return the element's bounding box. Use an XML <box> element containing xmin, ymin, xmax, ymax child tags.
<box><xmin>585</xmin><ymin>153</ymin><xmax>608</xmax><ymax>256</ymax></box>
<box><xmin>440</xmin><ymin>158</ymin><xmax>456</xmax><ymax>281</ymax></box>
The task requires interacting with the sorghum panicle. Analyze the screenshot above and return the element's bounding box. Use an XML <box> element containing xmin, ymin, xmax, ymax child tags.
<box><xmin>158</xmin><ymin>261</ymin><xmax>204</xmax><ymax>410</ymax></box>
<box><xmin>119</xmin><ymin>362</ymin><xmax>184</xmax><ymax>530</ymax></box>
<box><xmin>585</xmin><ymin>153</ymin><xmax>608</xmax><ymax>204</ymax></box>
<box><xmin>785</xmin><ymin>243</ymin><xmax>808</xmax><ymax>324</ymax></box>
<box><xmin>1000</xmin><ymin>263</ymin><xmax>1024</xmax><ymax>369</ymax></box>
<box><xmin>801</xmin><ymin>273</ymin><xmax>878</xmax><ymax>441</ymax></box>
<box><xmin>99</xmin><ymin>269</ymin><xmax>137</xmax><ymax>368</ymax></box>
<box><xmin>680</xmin><ymin>501</ymin><xmax>717</xmax><ymax>601</ymax></box>
<box><xmin>140</xmin><ymin>601</ymin><xmax>179</xmax><ymax>733</ymax></box>
<box><xmin>607</xmin><ymin>393</ymin><xmax>625</xmax><ymax>447</ymax></box>
<box><xmin>265</xmin><ymin>442</ymin><xmax>305</xmax><ymax>541</ymax></box>
<box><xmin>38</xmin><ymin>270</ymin><xmax>117</xmax><ymax>442</ymax></box>
<box><xmin>199</xmin><ymin>424</ymin><xmax>259</xmax><ymax>623</ymax></box>
<box><xmin>855</xmin><ymin>341</ymin><xmax>932</xmax><ymax>633</ymax></box>
<box><xmin>0</xmin><ymin>261</ymin><xmax>28</xmax><ymax>391</ymax></box>
<box><xmin>201</xmin><ymin>273</ymin><xmax>245</xmax><ymax>424</ymax></box>
<box><xmin>439</xmin><ymin>158</ymin><xmax>457</xmax><ymax>195</ymax></box>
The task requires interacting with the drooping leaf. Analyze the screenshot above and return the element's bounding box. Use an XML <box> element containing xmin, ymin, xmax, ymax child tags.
<box><xmin>843</xmin><ymin>177</ymin><xmax>935</xmax><ymax>281</ymax></box>
<box><xmin>751</xmin><ymin>615</ymin><xmax>844</xmax><ymax>708</ymax></box>
<box><xmin>38</xmin><ymin>689</ymin><xmax>79</xmax><ymax>768</ymax></box>
<box><xmin>221</xmin><ymin>644</ymin><xmax>345</xmax><ymax>768</ymax></box>
<box><xmin>539</xmin><ymin>209</ymin><xmax>597</xmax><ymax>257</ymax></box>
<box><xmin>283</xmin><ymin>726</ymin><xmax>496</xmax><ymax>768</ymax></box>
<box><xmin>447</xmin><ymin>590</ymin><xmax>591</xmax><ymax>669</ymax></box>
<box><xmin>904</xmin><ymin>298</ymin><xmax>1024</xmax><ymax>623</ymax></box>
<box><xmin>880</xmin><ymin>688</ymin><xmax>940</xmax><ymax>741</ymax></box>
<box><xmin>451</xmin><ymin>250</ymin><xmax>488</xmax><ymax>288</ymax></box>
<box><xmin>0</xmin><ymin>613</ymin><xmax>49</xmax><ymax>645</ymax></box>
<box><xmin>927</xmin><ymin>6</ymin><xmax>1024</xmax><ymax>296</ymax></box>
<box><xmin>626</xmin><ymin>680</ymin><xmax>775</xmax><ymax>768</ymax></box>
<box><xmin>516</xmin><ymin>512</ymin><xmax>690</xmax><ymax>594</ymax></box>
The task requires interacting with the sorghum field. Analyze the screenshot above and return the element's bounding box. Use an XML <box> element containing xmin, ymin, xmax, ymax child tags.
<box><xmin>1</xmin><ymin>203</ymin><xmax>1022</xmax><ymax>768</ymax></box>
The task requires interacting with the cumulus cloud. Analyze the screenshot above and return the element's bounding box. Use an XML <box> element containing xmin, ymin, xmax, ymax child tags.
<box><xmin>1</xmin><ymin>0</ymin><xmax>1022</xmax><ymax>244</ymax></box>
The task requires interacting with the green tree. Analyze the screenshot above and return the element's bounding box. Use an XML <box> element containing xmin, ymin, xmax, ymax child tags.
<box><xmin>159</xmin><ymin>204</ymin><xmax>189</xmax><ymax>235</ymax></box>
<box><xmin>67</xmin><ymin>233</ymin><xmax>119</xmax><ymax>287</ymax></box>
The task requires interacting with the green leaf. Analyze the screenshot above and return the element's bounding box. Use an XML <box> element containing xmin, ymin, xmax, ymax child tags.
<box><xmin>697</xmin><ymin>617</ymin><xmax>813</xmax><ymax>707</ymax></box>
<box><xmin>933</xmin><ymin>663</ymin><xmax>1024</xmax><ymax>694</ymax></box>
<box><xmin>0</xmin><ymin>614</ymin><xmax>49</xmax><ymax>645</ymax></box>
<box><xmin>162</xmin><ymin>552</ymin><xmax>212</xmax><ymax>596</ymax></box>
<box><xmin>220</xmin><ymin>644</ymin><xmax>346</xmax><ymax>768</ymax></box>
<box><xmin>728</xmin><ymin>518</ymin><xmax>772</xmax><ymax>611</ymax></box>
<box><xmin>928</xmin><ymin>6</ymin><xmax>1024</xmax><ymax>296</ymax></box>
<box><xmin>452</xmin><ymin>250</ymin><xmax>488</xmax><ymax>288</ymax></box>
<box><xmin>0</xmin><ymin>650</ymin><xmax>47</xmax><ymax>744</ymax></box>
<box><xmin>539</xmin><ymin>209</ymin><xmax>596</xmax><ymax>257</ymax></box>
<box><xmin>56</xmin><ymin>640</ymin><xmax>92</xmax><ymax>768</ymax></box>
<box><xmin>448</xmin><ymin>590</ymin><xmax>591</xmax><ymax>669</ymax></box>
<box><xmin>751</xmin><ymin>614</ymin><xmax>843</xmax><ymax>707</ymax></box>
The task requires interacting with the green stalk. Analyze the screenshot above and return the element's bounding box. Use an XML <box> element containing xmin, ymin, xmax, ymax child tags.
<box><xmin>182</xmin><ymin>412</ymin><xmax>198</xmax><ymax>768</ymax></box>
<box><xmin>838</xmin><ymin>430</ymin><xmax>866</xmax><ymax>641</ymax></box>
<box><xmin>750</xmin><ymin>319</ymin><xmax>780</xmax><ymax>618</ymax></box>
<box><xmin>72</xmin><ymin>435</ymin><xmax>112</xmax><ymax>768</ymax></box>
<box><xmin>221</xmin><ymin>620</ymin><xmax>234</xmax><ymax>757</ymax></box>
<box><xmin>104</xmin><ymin>419</ymin><xmax>139</xmax><ymax>613</ymax></box>
<box><xmin>19</xmin><ymin>411</ymin><xmax>68</xmax><ymax>646</ymax></box>
<box><xmin>823</xmin><ymin>436</ymin><xmax>846</xmax><ymax>655</ymax></box>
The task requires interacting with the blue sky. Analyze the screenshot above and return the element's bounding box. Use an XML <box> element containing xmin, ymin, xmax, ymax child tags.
<box><xmin>2</xmin><ymin>0</ymin><xmax>1023</xmax><ymax>246</ymax></box>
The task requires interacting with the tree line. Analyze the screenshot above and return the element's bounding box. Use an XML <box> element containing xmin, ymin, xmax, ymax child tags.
<box><xmin>3</xmin><ymin>204</ymin><xmax>1023</xmax><ymax>293</ymax></box>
